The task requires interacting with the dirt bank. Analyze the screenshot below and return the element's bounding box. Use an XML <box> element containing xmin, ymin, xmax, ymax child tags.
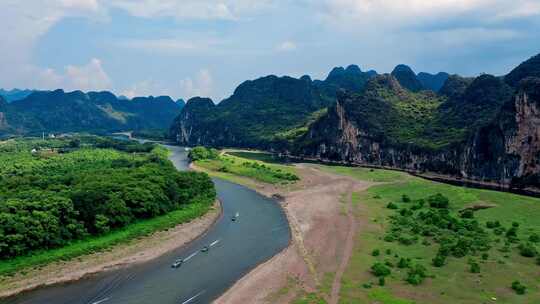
<box><xmin>0</xmin><ymin>200</ymin><xmax>221</xmax><ymax>299</ymax></box>
<box><xmin>213</xmin><ymin>164</ymin><xmax>372</xmax><ymax>304</ymax></box>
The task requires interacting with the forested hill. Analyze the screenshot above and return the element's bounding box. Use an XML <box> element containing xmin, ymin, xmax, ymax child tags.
<box><xmin>169</xmin><ymin>64</ymin><xmax>449</xmax><ymax>149</ymax></box>
<box><xmin>0</xmin><ymin>90</ymin><xmax>184</xmax><ymax>136</ymax></box>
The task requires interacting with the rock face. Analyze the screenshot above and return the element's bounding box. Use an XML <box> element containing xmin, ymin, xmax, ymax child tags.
<box><xmin>296</xmin><ymin>76</ymin><xmax>540</xmax><ymax>190</ymax></box>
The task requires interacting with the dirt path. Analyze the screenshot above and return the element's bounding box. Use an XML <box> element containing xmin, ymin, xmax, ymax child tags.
<box><xmin>0</xmin><ymin>200</ymin><xmax>221</xmax><ymax>299</ymax></box>
<box><xmin>213</xmin><ymin>165</ymin><xmax>372</xmax><ymax>304</ymax></box>
<box><xmin>329</xmin><ymin>187</ymin><xmax>357</xmax><ymax>304</ymax></box>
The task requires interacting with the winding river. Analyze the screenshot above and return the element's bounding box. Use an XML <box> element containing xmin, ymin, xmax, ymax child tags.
<box><xmin>3</xmin><ymin>145</ymin><xmax>291</xmax><ymax>304</ymax></box>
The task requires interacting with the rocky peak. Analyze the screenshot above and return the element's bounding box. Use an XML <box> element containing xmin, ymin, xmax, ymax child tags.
<box><xmin>391</xmin><ymin>64</ymin><xmax>424</xmax><ymax>92</ymax></box>
<box><xmin>505</xmin><ymin>53</ymin><xmax>540</xmax><ymax>87</ymax></box>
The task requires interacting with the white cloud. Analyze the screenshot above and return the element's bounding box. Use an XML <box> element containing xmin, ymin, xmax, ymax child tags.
<box><xmin>180</xmin><ymin>69</ymin><xmax>214</xmax><ymax>99</ymax></box>
<box><xmin>0</xmin><ymin>0</ymin><xmax>106</xmax><ymax>90</ymax></box>
<box><xmin>107</xmin><ymin>0</ymin><xmax>273</xmax><ymax>20</ymax></box>
<box><xmin>276</xmin><ymin>41</ymin><xmax>297</xmax><ymax>52</ymax></box>
<box><xmin>60</xmin><ymin>0</ymin><xmax>99</xmax><ymax>11</ymax></box>
<box><xmin>320</xmin><ymin>0</ymin><xmax>540</xmax><ymax>28</ymax></box>
<box><xmin>64</xmin><ymin>58</ymin><xmax>112</xmax><ymax>91</ymax></box>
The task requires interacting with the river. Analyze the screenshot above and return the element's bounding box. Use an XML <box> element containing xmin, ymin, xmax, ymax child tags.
<box><xmin>2</xmin><ymin>145</ymin><xmax>291</xmax><ymax>304</ymax></box>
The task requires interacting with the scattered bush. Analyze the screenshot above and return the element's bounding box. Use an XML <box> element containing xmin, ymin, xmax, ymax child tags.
<box><xmin>387</xmin><ymin>202</ymin><xmax>398</xmax><ymax>209</ymax></box>
<box><xmin>470</xmin><ymin>261</ymin><xmax>481</xmax><ymax>273</ymax></box>
<box><xmin>427</xmin><ymin>193</ymin><xmax>449</xmax><ymax>209</ymax></box>
<box><xmin>486</xmin><ymin>221</ymin><xmax>501</xmax><ymax>229</ymax></box>
<box><xmin>398</xmin><ymin>258</ymin><xmax>411</xmax><ymax>269</ymax></box>
<box><xmin>372</xmin><ymin>249</ymin><xmax>380</xmax><ymax>256</ymax></box>
<box><xmin>460</xmin><ymin>209</ymin><xmax>474</xmax><ymax>219</ymax></box>
<box><xmin>406</xmin><ymin>264</ymin><xmax>427</xmax><ymax>285</ymax></box>
<box><xmin>529</xmin><ymin>233</ymin><xmax>539</xmax><ymax>243</ymax></box>
<box><xmin>371</xmin><ymin>262</ymin><xmax>391</xmax><ymax>277</ymax></box>
<box><xmin>518</xmin><ymin>243</ymin><xmax>537</xmax><ymax>257</ymax></box>
<box><xmin>378</xmin><ymin>277</ymin><xmax>386</xmax><ymax>286</ymax></box>
<box><xmin>402</xmin><ymin>194</ymin><xmax>411</xmax><ymax>203</ymax></box>
<box><xmin>511</xmin><ymin>281</ymin><xmax>526</xmax><ymax>295</ymax></box>
<box><xmin>432</xmin><ymin>254</ymin><xmax>446</xmax><ymax>267</ymax></box>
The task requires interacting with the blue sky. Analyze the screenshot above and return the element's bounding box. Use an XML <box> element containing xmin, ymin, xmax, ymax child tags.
<box><xmin>1</xmin><ymin>0</ymin><xmax>540</xmax><ymax>102</ymax></box>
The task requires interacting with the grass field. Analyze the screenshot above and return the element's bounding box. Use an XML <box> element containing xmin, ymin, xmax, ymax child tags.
<box><xmin>0</xmin><ymin>199</ymin><xmax>213</xmax><ymax>278</ymax></box>
<box><xmin>322</xmin><ymin>166</ymin><xmax>540</xmax><ymax>304</ymax></box>
<box><xmin>194</xmin><ymin>151</ymin><xmax>299</xmax><ymax>185</ymax></box>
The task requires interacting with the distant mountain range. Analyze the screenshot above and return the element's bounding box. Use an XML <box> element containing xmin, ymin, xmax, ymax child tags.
<box><xmin>170</xmin><ymin>53</ymin><xmax>540</xmax><ymax>191</ymax></box>
<box><xmin>0</xmin><ymin>90</ymin><xmax>184</xmax><ymax>136</ymax></box>
<box><xmin>0</xmin><ymin>89</ymin><xmax>36</xmax><ymax>102</ymax></box>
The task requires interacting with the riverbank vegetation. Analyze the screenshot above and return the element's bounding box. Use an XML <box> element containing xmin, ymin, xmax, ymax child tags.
<box><xmin>189</xmin><ymin>147</ymin><xmax>299</xmax><ymax>185</ymax></box>
<box><xmin>0</xmin><ymin>136</ymin><xmax>215</xmax><ymax>276</ymax></box>
<box><xmin>323</xmin><ymin>165</ymin><xmax>540</xmax><ymax>303</ymax></box>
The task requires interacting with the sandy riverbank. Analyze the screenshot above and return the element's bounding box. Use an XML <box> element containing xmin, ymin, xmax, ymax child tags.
<box><xmin>0</xmin><ymin>200</ymin><xmax>222</xmax><ymax>299</ymax></box>
<box><xmin>210</xmin><ymin>164</ymin><xmax>373</xmax><ymax>304</ymax></box>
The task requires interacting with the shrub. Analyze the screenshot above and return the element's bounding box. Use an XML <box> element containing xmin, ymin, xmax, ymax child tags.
<box><xmin>470</xmin><ymin>261</ymin><xmax>480</xmax><ymax>273</ymax></box>
<box><xmin>460</xmin><ymin>210</ymin><xmax>474</xmax><ymax>219</ymax></box>
<box><xmin>398</xmin><ymin>258</ymin><xmax>411</xmax><ymax>269</ymax></box>
<box><xmin>372</xmin><ymin>249</ymin><xmax>380</xmax><ymax>256</ymax></box>
<box><xmin>428</xmin><ymin>193</ymin><xmax>449</xmax><ymax>209</ymax></box>
<box><xmin>378</xmin><ymin>277</ymin><xmax>386</xmax><ymax>286</ymax></box>
<box><xmin>371</xmin><ymin>262</ymin><xmax>391</xmax><ymax>277</ymax></box>
<box><xmin>518</xmin><ymin>243</ymin><xmax>537</xmax><ymax>257</ymax></box>
<box><xmin>481</xmin><ymin>253</ymin><xmax>489</xmax><ymax>260</ymax></box>
<box><xmin>486</xmin><ymin>221</ymin><xmax>501</xmax><ymax>229</ymax></box>
<box><xmin>432</xmin><ymin>254</ymin><xmax>446</xmax><ymax>267</ymax></box>
<box><xmin>506</xmin><ymin>227</ymin><xmax>518</xmax><ymax>238</ymax></box>
<box><xmin>402</xmin><ymin>194</ymin><xmax>411</xmax><ymax>203</ymax></box>
<box><xmin>511</xmin><ymin>281</ymin><xmax>526</xmax><ymax>295</ymax></box>
<box><xmin>188</xmin><ymin>146</ymin><xmax>219</xmax><ymax>161</ymax></box>
<box><xmin>385</xmin><ymin>249</ymin><xmax>392</xmax><ymax>255</ymax></box>
<box><xmin>386</xmin><ymin>202</ymin><xmax>398</xmax><ymax>209</ymax></box>
<box><xmin>529</xmin><ymin>233</ymin><xmax>540</xmax><ymax>243</ymax></box>
<box><xmin>512</xmin><ymin>222</ymin><xmax>520</xmax><ymax>228</ymax></box>
<box><xmin>406</xmin><ymin>264</ymin><xmax>427</xmax><ymax>285</ymax></box>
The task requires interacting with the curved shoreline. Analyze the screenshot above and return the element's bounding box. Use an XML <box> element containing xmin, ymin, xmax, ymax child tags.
<box><xmin>0</xmin><ymin>199</ymin><xmax>222</xmax><ymax>299</ymax></box>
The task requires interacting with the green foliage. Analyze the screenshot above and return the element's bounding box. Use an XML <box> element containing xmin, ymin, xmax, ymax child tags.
<box><xmin>188</xmin><ymin>146</ymin><xmax>219</xmax><ymax>161</ymax></box>
<box><xmin>427</xmin><ymin>193</ymin><xmax>449</xmax><ymax>208</ymax></box>
<box><xmin>372</xmin><ymin>249</ymin><xmax>380</xmax><ymax>256</ymax></box>
<box><xmin>195</xmin><ymin>153</ymin><xmax>299</xmax><ymax>185</ymax></box>
<box><xmin>432</xmin><ymin>254</ymin><xmax>446</xmax><ymax>267</ymax></box>
<box><xmin>469</xmin><ymin>260</ymin><xmax>480</xmax><ymax>273</ymax></box>
<box><xmin>401</xmin><ymin>194</ymin><xmax>411</xmax><ymax>203</ymax></box>
<box><xmin>511</xmin><ymin>280</ymin><xmax>527</xmax><ymax>295</ymax></box>
<box><xmin>0</xmin><ymin>138</ymin><xmax>216</xmax><ymax>260</ymax></box>
<box><xmin>371</xmin><ymin>262</ymin><xmax>391</xmax><ymax>277</ymax></box>
<box><xmin>518</xmin><ymin>243</ymin><xmax>537</xmax><ymax>257</ymax></box>
<box><xmin>406</xmin><ymin>264</ymin><xmax>427</xmax><ymax>285</ymax></box>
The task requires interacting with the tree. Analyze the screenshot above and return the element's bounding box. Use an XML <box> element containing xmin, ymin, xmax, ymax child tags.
<box><xmin>428</xmin><ymin>193</ymin><xmax>449</xmax><ymax>209</ymax></box>
<box><xmin>511</xmin><ymin>281</ymin><xmax>526</xmax><ymax>295</ymax></box>
<box><xmin>371</xmin><ymin>262</ymin><xmax>391</xmax><ymax>277</ymax></box>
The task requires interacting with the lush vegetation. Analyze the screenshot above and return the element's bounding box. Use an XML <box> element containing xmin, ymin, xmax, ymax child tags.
<box><xmin>0</xmin><ymin>137</ymin><xmax>215</xmax><ymax>267</ymax></box>
<box><xmin>325</xmin><ymin>166</ymin><xmax>540</xmax><ymax>304</ymax></box>
<box><xmin>191</xmin><ymin>147</ymin><xmax>299</xmax><ymax>185</ymax></box>
<box><xmin>0</xmin><ymin>90</ymin><xmax>183</xmax><ymax>136</ymax></box>
<box><xmin>170</xmin><ymin>66</ymin><xmax>377</xmax><ymax>148</ymax></box>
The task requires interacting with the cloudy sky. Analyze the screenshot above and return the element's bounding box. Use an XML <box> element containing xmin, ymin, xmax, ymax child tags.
<box><xmin>1</xmin><ymin>0</ymin><xmax>540</xmax><ymax>101</ymax></box>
